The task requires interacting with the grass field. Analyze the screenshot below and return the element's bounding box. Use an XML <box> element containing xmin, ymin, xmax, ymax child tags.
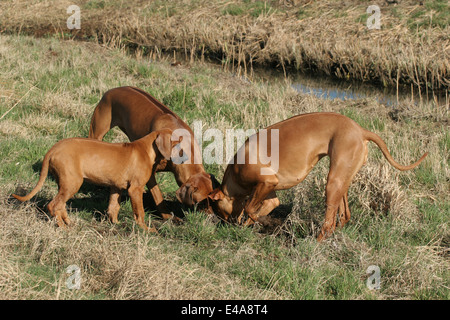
<box><xmin>0</xmin><ymin>1</ymin><xmax>449</xmax><ymax>300</ymax></box>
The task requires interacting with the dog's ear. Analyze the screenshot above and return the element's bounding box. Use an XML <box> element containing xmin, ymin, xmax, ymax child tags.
<box><xmin>154</xmin><ymin>130</ymin><xmax>173</xmax><ymax>160</ymax></box>
<box><xmin>208</xmin><ymin>188</ymin><xmax>225</xmax><ymax>201</ymax></box>
<box><xmin>176</xmin><ymin>184</ymin><xmax>195</xmax><ymax>206</ymax></box>
<box><xmin>209</xmin><ymin>173</ymin><xmax>221</xmax><ymax>189</ymax></box>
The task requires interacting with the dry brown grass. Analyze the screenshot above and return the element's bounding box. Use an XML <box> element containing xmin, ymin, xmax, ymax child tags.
<box><xmin>0</xmin><ymin>33</ymin><xmax>447</xmax><ymax>300</ymax></box>
<box><xmin>0</xmin><ymin>0</ymin><xmax>448</xmax><ymax>90</ymax></box>
<box><xmin>0</xmin><ymin>192</ymin><xmax>283</xmax><ymax>300</ymax></box>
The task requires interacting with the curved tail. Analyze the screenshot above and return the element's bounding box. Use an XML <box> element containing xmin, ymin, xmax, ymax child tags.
<box><xmin>364</xmin><ymin>130</ymin><xmax>428</xmax><ymax>171</ymax></box>
<box><xmin>12</xmin><ymin>152</ymin><xmax>51</xmax><ymax>202</ymax></box>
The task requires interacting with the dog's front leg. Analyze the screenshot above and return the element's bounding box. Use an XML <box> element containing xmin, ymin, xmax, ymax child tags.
<box><xmin>107</xmin><ymin>187</ymin><xmax>122</xmax><ymax>224</ymax></box>
<box><xmin>243</xmin><ymin>178</ymin><xmax>278</xmax><ymax>226</ymax></box>
<box><xmin>146</xmin><ymin>175</ymin><xmax>181</xmax><ymax>223</ymax></box>
<box><xmin>128</xmin><ymin>185</ymin><xmax>157</xmax><ymax>233</ymax></box>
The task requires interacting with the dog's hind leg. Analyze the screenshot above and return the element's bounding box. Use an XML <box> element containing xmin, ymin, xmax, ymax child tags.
<box><xmin>88</xmin><ymin>96</ymin><xmax>113</xmax><ymax>140</ymax></box>
<box><xmin>338</xmin><ymin>192</ymin><xmax>351</xmax><ymax>228</ymax></box>
<box><xmin>318</xmin><ymin>178</ymin><xmax>344</xmax><ymax>241</ymax></box>
<box><xmin>48</xmin><ymin>176</ymin><xmax>83</xmax><ymax>227</ymax></box>
<box><xmin>318</xmin><ymin>142</ymin><xmax>366</xmax><ymax>241</ymax></box>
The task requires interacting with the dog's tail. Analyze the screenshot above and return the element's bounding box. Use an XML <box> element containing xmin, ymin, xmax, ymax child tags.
<box><xmin>364</xmin><ymin>130</ymin><xmax>428</xmax><ymax>171</ymax></box>
<box><xmin>12</xmin><ymin>152</ymin><xmax>51</xmax><ymax>202</ymax></box>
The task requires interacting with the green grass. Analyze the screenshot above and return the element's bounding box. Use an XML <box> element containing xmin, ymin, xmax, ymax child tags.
<box><xmin>222</xmin><ymin>0</ymin><xmax>274</xmax><ymax>17</ymax></box>
<box><xmin>160</xmin><ymin>210</ymin><xmax>371</xmax><ymax>299</ymax></box>
<box><xmin>1</xmin><ymin>0</ymin><xmax>449</xmax><ymax>92</ymax></box>
<box><xmin>0</xmin><ymin>34</ymin><xmax>448</xmax><ymax>300</ymax></box>
<box><xmin>297</xmin><ymin>8</ymin><xmax>312</xmax><ymax>20</ymax></box>
<box><xmin>339</xmin><ymin>107</ymin><xmax>386</xmax><ymax>132</ymax></box>
<box><xmin>83</xmin><ymin>0</ymin><xmax>106</xmax><ymax>9</ymax></box>
<box><xmin>407</xmin><ymin>0</ymin><xmax>450</xmax><ymax>29</ymax></box>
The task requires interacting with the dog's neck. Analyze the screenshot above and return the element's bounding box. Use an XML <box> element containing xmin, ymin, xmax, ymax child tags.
<box><xmin>172</xmin><ymin>163</ymin><xmax>206</xmax><ymax>186</ymax></box>
<box><xmin>134</xmin><ymin>132</ymin><xmax>159</xmax><ymax>161</ymax></box>
<box><xmin>221</xmin><ymin>166</ymin><xmax>247</xmax><ymax>199</ymax></box>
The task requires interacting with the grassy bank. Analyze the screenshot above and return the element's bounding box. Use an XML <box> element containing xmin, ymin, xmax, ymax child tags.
<box><xmin>0</xmin><ymin>0</ymin><xmax>449</xmax><ymax>91</ymax></box>
<box><xmin>0</xmin><ymin>34</ymin><xmax>448</xmax><ymax>299</ymax></box>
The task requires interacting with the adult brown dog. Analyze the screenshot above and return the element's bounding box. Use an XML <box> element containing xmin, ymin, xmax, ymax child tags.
<box><xmin>208</xmin><ymin>112</ymin><xmax>428</xmax><ymax>241</ymax></box>
<box><xmin>12</xmin><ymin>130</ymin><xmax>175</xmax><ymax>231</ymax></box>
<box><xmin>88</xmin><ymin>86</ymin><xmax>217</xmax><ymax>220</ymax></box>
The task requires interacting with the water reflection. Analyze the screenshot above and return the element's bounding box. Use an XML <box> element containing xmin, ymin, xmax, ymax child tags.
<box><xmin>290</xmin><ymin>78</ymin><xmax>447</xmax><ymax>107</ymax></box>
<box><xmin>291</xmin><ymin>82</ymin><xmax>401</xmax><ymax>106</ymax></box>
<box><xmin>252</xmin><ymin>67</ymin><xmax>448</xmax><ymax>107</ymax></box>
<box><xmin>152</xmin><ymin>50</ymin><xmax>448</xmax><ymax>108</ymax></box>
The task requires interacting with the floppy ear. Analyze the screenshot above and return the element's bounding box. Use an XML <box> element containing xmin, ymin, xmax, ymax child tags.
<box><xmin>208</xmin><ymin>188</ymin><xmax>225</xmax><ymax>201</ymax></box>
<box><xmin>209</xmin><ymin>173</ymin><xmax>221</xmax><ymax>189</ymax></box>
<box><xmin>154</xmin><ymin>130</ymin><xmax>173</xmax><ymax>160</ymax></box>
<box><xmin>176</xmin><ymin>184</ymin><xmax>195</xmax><ymax>206</ymax></box>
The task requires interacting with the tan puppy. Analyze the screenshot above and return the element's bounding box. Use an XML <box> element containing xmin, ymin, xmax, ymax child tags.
<box><xmin>12</xmin><ymin>129</ymin><xmax>176</xmax><ymax>231</ymax></box>
<box><xmin>88</xmin><ymin>86</ymin><xmax>217</xmax><ymax>219</ymax></box>
<box><xmin>208</xmin><ymin>112</ymin><xmax>428</xmax><ymax>241</ymax></box>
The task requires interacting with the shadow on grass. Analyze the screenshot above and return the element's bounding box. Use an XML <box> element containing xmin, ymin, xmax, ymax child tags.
<box><xmin>257</xmin><ymin>203</ymin><xmax>293</xmax><ymax>234</ymax></box>
<box><xmin>11</xmin><ymin>160</ymin><xmax>188</xmax><ymax>224</ymax></box>
<box><xmin>18</xmin><ymin>160</ymin><xmax>294</xmax><ymax>235</ymax></box>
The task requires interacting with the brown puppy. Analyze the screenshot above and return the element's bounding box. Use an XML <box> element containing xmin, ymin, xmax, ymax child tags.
<box><xmin>208</xmin><ymin>112</ymin><xmax>428</xmax><ymax>241</ymax></box>
<box><xmin>12</xmin><ymin>130</ymin><xmax>176</xmax><ymax>231</ymax></box>
<box><xmin>88</xmin><ymin>86</ymin><xmax>217</xmax><ymax>219</ymax></box>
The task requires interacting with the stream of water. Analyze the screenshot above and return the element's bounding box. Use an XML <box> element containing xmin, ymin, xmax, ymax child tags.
<box><xmin>252</xmin><ymin>67</ymin><xmax>448</xmax><ymax>108</ymax></box>
<box><xmin>156</xmin><ymin>50</ymin><xmax>449</xmax><ymax>108</ymax></box>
